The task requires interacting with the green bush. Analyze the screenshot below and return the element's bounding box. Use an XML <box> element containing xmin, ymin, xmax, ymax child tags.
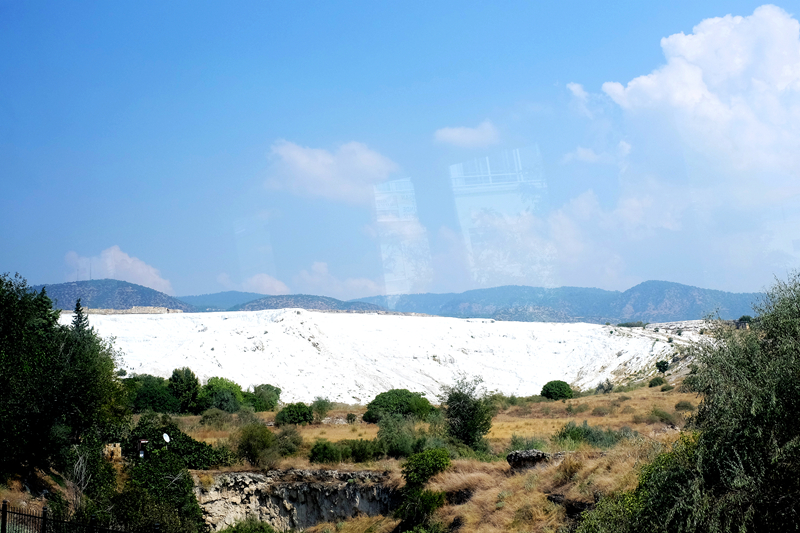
<box><xmin>199</xmin><ymin>377</ymin><xmax>244</xmax><ymax>413</ymax></box>
<box><xmin>340</xmin><ymin>438</ymin><xmax>383</xmax><ymax>463</ymax></box>
<box><xmin>200</xmin><ymin>408</ymin><xmax>233</xmax><ymax>429</ymax></box>
<box><xmin>168</xmin><ymin>367</ymin><xmax>202</xmax><ymax>414</ymax></box>
<box><xmin>249</xmin><ymin>384</ymin><xmax>281</xmax><ymax>412</ymax></box>
<box><xmin>655</xmin><ymin>360</ymin><xmax>669</xmax><ymax>373</ymax></box>
<box><xmin>648</xmin><ymin>376</ymin><xmax>666</xmax><ymax>387</ymax></box>
<box><xmin>395</xmin><ymin>488</ymin><xmax>447</xmax><ymax>531</ymax></box>
<box><xmin>346</xmin><ymin>413</ymin><xmax>358</xmax><ymax>424</ymax></box>
<box><xmin>377</xmin><ymin>414</ymin><xmax>418</xmax><ymax>458</ymax></box>
<box><xmin>674</xmin><ymin>400</ymin><xmax>694</xmax><ymax>412</ymax></box>
<box><xmin>617</xmin><ymin>321</ymin><xmax>647</xmax><ymax>328</ymax></box>
<box><xmin>275</xmin><ymin>402</ymin><xmax>313</xmax><ymax>426</ymax></box>
<box><xmin>309</xmin><ymin>439</ymin><xmax>343</xmax><ymax>464</ymax></box>
<box><xmin>661</xmin><ymin>384</ymin><xmax>674</xmax><ymax>392</ymax></box>
<box><xmin>237</xmin><ymin>423</ymin><xmax>276</xmax><ymax>466</ymax></box>
<box><xmin>440</xmin><ymin>376</ymin><xmax>494</xmax><ymax>449</ymax></box>
<box><xmin>592</xmin><ymin>406</ymin><xmax>612</xmax><ymax>417</ymax></box>
<box><xmin>363</xmin><ymin>389</ymin><xmax>433</xmax><ymax>423</ymax></box>
<box><xmin>553</xmin><ymin>421</ymin><xmax>637</xmax><ymax>449</ymax></box>
<box><xmin>274</xmin><ymin>425</ymin><xmax>303</xmax><ymax>456</ymax></box>
<box><xmin>506</xmin><ymin>434</ymin><xmax>547</xmax><ymax>453</ymax></box>
<box><xmin>541</xmin><ymin>380</ymin><xmax>573</xmax><ymax>400</ymax></box>
<box><xmin>402</xmin><ymin>449</ymin><xmax>451</xmax><ymax>486</ymax></box>
<box><xmin>566</xmin><ymin>402</ymin><xmax>590</xmax><ymax>415</ymax></box>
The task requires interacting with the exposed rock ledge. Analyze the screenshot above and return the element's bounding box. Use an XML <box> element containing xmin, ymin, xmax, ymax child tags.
<box><xmin>193</xmin><ymin>469</ymin><xmax>398</xmax><ymax>531</ymax></box>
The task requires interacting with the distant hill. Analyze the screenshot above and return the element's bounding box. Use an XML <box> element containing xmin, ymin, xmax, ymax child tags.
<box><xmin>230</xmin><ymin>294</ymin><xmax>385</xmax><ymax>312</ymax></box>
<box><xmin>177</xmin><ymin>291</ymin><xmax>267</xmax><ymax>311</ymax></box>
<box><xmin>352</xmin><ymin>281</ymin><xmax>761</xmax><ymax>323</ymax></box>
<box><xmin>31</xmin><ymin>279</ymin><xmax>194</xmax><ymax>312</ymax></box>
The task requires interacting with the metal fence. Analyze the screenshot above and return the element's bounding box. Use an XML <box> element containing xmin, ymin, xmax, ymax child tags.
<box><xmin>0</xmin><ymin>501</ymin><xmax>159</xmax><ymax>533</ymax></box>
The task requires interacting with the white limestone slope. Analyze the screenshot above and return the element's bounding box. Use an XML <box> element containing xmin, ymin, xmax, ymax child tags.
<box><xmin>60</xmin><ymin>310</ymin><xmax>700</xmax><ymax>403</ymax></box>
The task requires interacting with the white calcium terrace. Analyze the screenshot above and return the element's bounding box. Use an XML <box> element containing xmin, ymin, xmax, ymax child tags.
<box><xmin>59</xmin><ymin>309</ymin><xmax>701</xmax><ymax>403</ymax></box>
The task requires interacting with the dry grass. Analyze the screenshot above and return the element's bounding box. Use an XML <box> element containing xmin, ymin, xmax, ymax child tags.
<box><xmin>304</xmin><ymin>515</ymin><xmax>399</xmax><ymax>533</ymax></box>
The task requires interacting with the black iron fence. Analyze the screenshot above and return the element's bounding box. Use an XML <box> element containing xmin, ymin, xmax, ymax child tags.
<box><xmin>0</xmin><ymin>501</ymin><xmax>160</xmax><ymax>533</ymax></box>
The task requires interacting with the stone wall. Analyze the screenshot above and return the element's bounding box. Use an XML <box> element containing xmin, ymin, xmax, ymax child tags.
<box><xmin>193</xmin><ymin>469</ymin><xmax>398</xmax><ymax>531</ymax></box>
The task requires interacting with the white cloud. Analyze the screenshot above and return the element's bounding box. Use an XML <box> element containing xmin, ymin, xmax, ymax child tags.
<box><xmin>566</xmin><ymin>82</ymin><xmax>594</xmax><ymax>117</ymax></box>
<box><xmin>601</xmin><ymin>4</ymin><xmax>800</xmax><ymax>192</ymax></box>
<box><xmin>267</xmin><ymin>140</ymin><xmax>399</xmax><ymax>205</ymax></box>
<box><xmin>217</xmin><ymin>272</ymin><xmax>291</xmax><ymax>295</ymax></box>
<box><xmin>293</xmin><ymin>262</ymin><xmax>381</xmax><ymax>300</ymax></box>
<box><xmin>434</xmin><ymin>120</ymin><xmax>500</xmax><ymax>148</ymax></box>
<box><xmin>65</xmin><ymin>246</ymin><xmax>174</xmax><ymax>295</ymax></box>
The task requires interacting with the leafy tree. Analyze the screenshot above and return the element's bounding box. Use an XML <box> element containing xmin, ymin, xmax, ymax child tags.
<box><xmin>275</xmin><ymin>402</ymin><xmax>313</xmax><ymax>426</ymax></box>
<box><xmin>126</xmin><ymin>374</ymin><xmax>180</xmax><ymax>413</ymax></box>
<box><xmin>655</xmin><ymin>360</ymin><xmax>669</xmax><ymax>373</ymax></box>
<box><xmin>199</xmin><ymin>376</ymin><xmax>244</xmax><ymax>413</ymax></box>
<box><xmin>236</xmin><ymin>423</ymin><xmax>276</xmax><ymax>466</ymax></box>
<box><xmin>439</xmin><ymin>376</ymin><xmax>493</xmax><ymax>449</ymax></box>
<box><xmin>248</xmin><ymin>383</ymin><xmax>281</xmax><ymax>411</ymax></box>
<box><xmin>311</xmin><ymin>396</ymin><xmax>333</xmax><ymax>423</ymax></box>
<box><xmin>577</xmin><ymin>272</ymin><xmax>800</xmax><ymax>532</ymax></box>
<box><xmin>168</xmin><ymin>367</ymin><xmax>202</xmax><ymax>413</ymax></box>
<box><xmin>0</xmin><ymin>274</ymin><xmax>128</xmax><ymax>477</ymax></box>
<box><xmin>540</xmin><ymin>380</ymin><xmax>573</xmax><ymax>400</ymax></box>
<box><xmin>363</xmin><ymin>389</ymin><xmax>433</xmax><ymax>423</ymax></box>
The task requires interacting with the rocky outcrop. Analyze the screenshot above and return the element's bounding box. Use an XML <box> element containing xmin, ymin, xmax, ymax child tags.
<box><xmin>506</xmin><ymin>449</ymin><xmax>566</xmax><ymax>470</ymax></box>
<box><xmin>193</xmin><ymin>469</ymin><xmax>398</xmax><ymax>531</ymax></box>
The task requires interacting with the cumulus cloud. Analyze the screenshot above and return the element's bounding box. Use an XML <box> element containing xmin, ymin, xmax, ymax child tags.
<box><xmin>65</xmin><ymin>246</ymin><xmax>174</xmax><ymax>295</ymax></box>
<box><xmin>267</xmin><ymin>140</ymin><xmax>399</xmax><ymax>204</ymax></box>
<box><xmin>601</xmin><ymin>4</ymin><xmax>800</xmax><ymax>191</ymax></box>
<box><xmin>566</xmin><ymin>82</ymin><xmax>594</xmax><ymax>117</ymax></box>
<box><xmin>217</xmin><ymin>272</ymin><xmax>290</xmax><ymax>295</ymax></box>
<box><xmin>293</xmin><ymin>262</ymin><xmax>381</xmax><ymax>300</ymax></box>
<box><xmin>434</xmin><ymin>120</ymin><xmax>500</xmax><ymax>148</ymax></box>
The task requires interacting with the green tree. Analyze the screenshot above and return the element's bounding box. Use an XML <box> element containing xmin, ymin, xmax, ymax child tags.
<box><xmin>125</xmin><ymin>374</ymin><xmax>180</xmax><ymax>413</ymax></box>
<box><xmin>577</xmin><ymin>272</ymin><xmax>800</xmax><ymax>533</ymax></box>
<box><xmin>655</xmin><ymin>360</ymin><xmax>669</xmax><ymax>373</ymax></box>
<box><xmin>275</xmin><ymin>402</ymin><xmax>313</xmax><ymax>426</ymax></box>
<box><xmin>311</xmin><ymin>396</ymin><xmax>333</xmax><ymax>423</ymax></box>
<box><xmin>0</xmin><ymin>274</ymin><xmax>128</xmax><ymax>478</ymax></box>
<box><xmin>540</xmin><ymin>380</ymin><xmax>573</xmax><ymax>400</ymax></box>
<box><xmin>168</xmin><ymin>367</ymin><xmax>202</xmax><ymax>414</ymax></box>
<box><xmin>199</xmin><ymin>376</ymin><xmax>244</xmax><ymax>413</ymax></box>
<box><xmin>363</xmin><ymin>389</ymin><xmax>433</xmax><ymax>423</ymax></box>
<box><xmin>439</xmin><ymin>376</ymin><xmax>493</xmax><ymax>449</ymax></box>
<box><xmin>249</xmin><ymin>383</ymin><xmax>281</xmax><ymax>411</ymax></box>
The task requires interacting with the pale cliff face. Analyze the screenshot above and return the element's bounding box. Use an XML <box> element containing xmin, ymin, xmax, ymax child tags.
<box><xmin>61</xmin><ymin>309</ymin><xmax>701</xmax><ymax>402</ymax></box>
<box><xmin>194</xmin><ymin>470</ymin><xmax>396</xmax><ymax>531</ymax></box>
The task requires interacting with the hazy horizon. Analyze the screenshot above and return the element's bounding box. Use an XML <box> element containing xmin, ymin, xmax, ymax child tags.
<box><xmin>3</xmin><ymin>2</ymin><xmax>798</xmax><ymax>299</ymax></box>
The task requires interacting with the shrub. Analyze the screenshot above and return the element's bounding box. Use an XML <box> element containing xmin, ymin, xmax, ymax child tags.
<box><xmin>311</xmin><ymin>396</ymin><xmax>333</xmax><ymax>423</ymax></box>
<box><xmin>506</xmin><ymin>434</ymin><xmax>547</xmax><ymax>452</ymax></box>
<box><xmin>648</xmin><ymin>376</ymin><xmax>666</xmax><ymax>387</ymax></box>
<box><xmin>674</xmin><ymin>400</ymin><xmax>694</xmax><ymax>412</ymax></box>
<box><xmin>661</xmin><ymin>384</ymin><xmax>674</xmax><ymax>392</ymax></box>
<box><xmin>617</xmin><ymin>321</ymin><xmax>647</xmax><ymax>328</ymax></box>
<box><xmin>236</xmin><ymin>406</ymin><xmax>260</xmax><ymax>426</ymax></box>
<box><xmin>439</xmin><ymin>376</ymin><xmax>494</xmax><ymax>449</ymax></box>
<box><xmin>595</xmin><ymin>379</ymin><xmax>614</xmax><ymax>394</ymax></box>
<box><xmin>250</xmin><ymin>384</ymin><xmax>281</xmax><ymax>412</ymax></box>
<box><xmin>199</xmin><ymin>377</ymin><xmax>245</xmax><ymax>413</ymax></box>
<box><xmin>402</xmin><ymin>449</ymin><xmax>451</xmax><ymax>486</ymax></box>
<box><xmin>553</xmin><ymin>421</ymin><xmax>637</xmax><ymax>448</ymax></box>
<box><xmin>655</xmin><ymin>360</ymin><xmax>669</xmax><ymax>373</ymax></box>
<box><xmin>363</xmin><ymin>389</ymin><xmax>433</xmax><ymax>423</ymax></box>
<box><xmin>377</xmin><ymin>414</ymin><xmax>418</xmax><ymax>458</ymax></box>
<box><xmin>275</xmin><ymin>402</ymin><xmax>313</xmax><ymax>426</ymax></box>
<box><xmin>340</xmin><ymin>438</ymin><xmax>382</xmax><ymax>463</ymax></box>
<box><xmin>274</xmin><ymin>425</ymin><xmax>303</xmax><ymax>456</ymax></box>
<box><xmin>309</xmin><ymin>439</ymin><xmax>343</xmax><ymax>464</ymax></box>
<box><xmin>649</xmin><ymin>407</ymin><xmax>678</xmax><ymax>425</ymax></box>
<box><xmin>200</xmin><ymin>408</ymin><xmax>233</xmax><ymax>429</ymax></box>
<box><xmin>592</xmin><ymin>406</ymin><xmax>612</xmax><ymax>416</ymax></box>
<box><xmin>346</xmin><ymin>413</ymin><xmax>358</xmax><ymax>424</ymax></box>
<box><xmin>541</xmin><ymin>380</ymin><xmax>573</xmax><ymax>400</ymax></box>
<box><xmin>126</xmin><ymin>374</ymin><xmax>180</xmax><ymax>414</ymax></box>
<box><xmin>236</xmin><ymin>423</ymin><xmax>276</xmax><ymax>466</ymax></box>
<box><xmin>395</xmin><ymin>488</ymin><xmax>446</xmax><ymax>531</ymax></box>
<box><xmin>565</xmin><ymin>402</ymin><xmax>590</xmax><ymax>415</ymax></box>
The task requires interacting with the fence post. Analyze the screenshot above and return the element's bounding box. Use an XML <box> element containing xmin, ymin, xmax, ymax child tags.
<box><xmin>41</xmin><ymin>506</ymin><xmax>49</xmax><ymax>533</ymax></box>
<box><xmin>1</xmin><ymin>500</ymin><xmax>7</xmax><ymax>533</ymax></box>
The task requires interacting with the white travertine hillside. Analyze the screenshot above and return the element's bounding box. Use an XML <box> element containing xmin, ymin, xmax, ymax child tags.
<box><xmin>60</xmin><ymin>309</ymin><xmax>701</xmax><ymax>403</ymax></box>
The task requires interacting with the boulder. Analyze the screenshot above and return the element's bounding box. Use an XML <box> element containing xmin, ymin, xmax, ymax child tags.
<box><xmin>506</xmin><ymin>449</ymin><xmax>551</xmax><ymax>470</ymax></box>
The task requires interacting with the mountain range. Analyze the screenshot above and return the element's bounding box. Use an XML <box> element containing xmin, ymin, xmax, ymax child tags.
<box><xmin>35</xmin><ymin>279</ymin><xmax>761</xmax><ymax>323</ymax></box>
<box><xmin>351</xmin><ymin>280</ymin><xmax>761</xmax><ymax>323</ymax></box>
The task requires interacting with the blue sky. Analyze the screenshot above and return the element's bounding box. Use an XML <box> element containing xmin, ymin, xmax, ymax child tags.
<box><xmin>2</xmin><ymin>1</ymin><xmax>798</xmax><ymax>299</ymax></box>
